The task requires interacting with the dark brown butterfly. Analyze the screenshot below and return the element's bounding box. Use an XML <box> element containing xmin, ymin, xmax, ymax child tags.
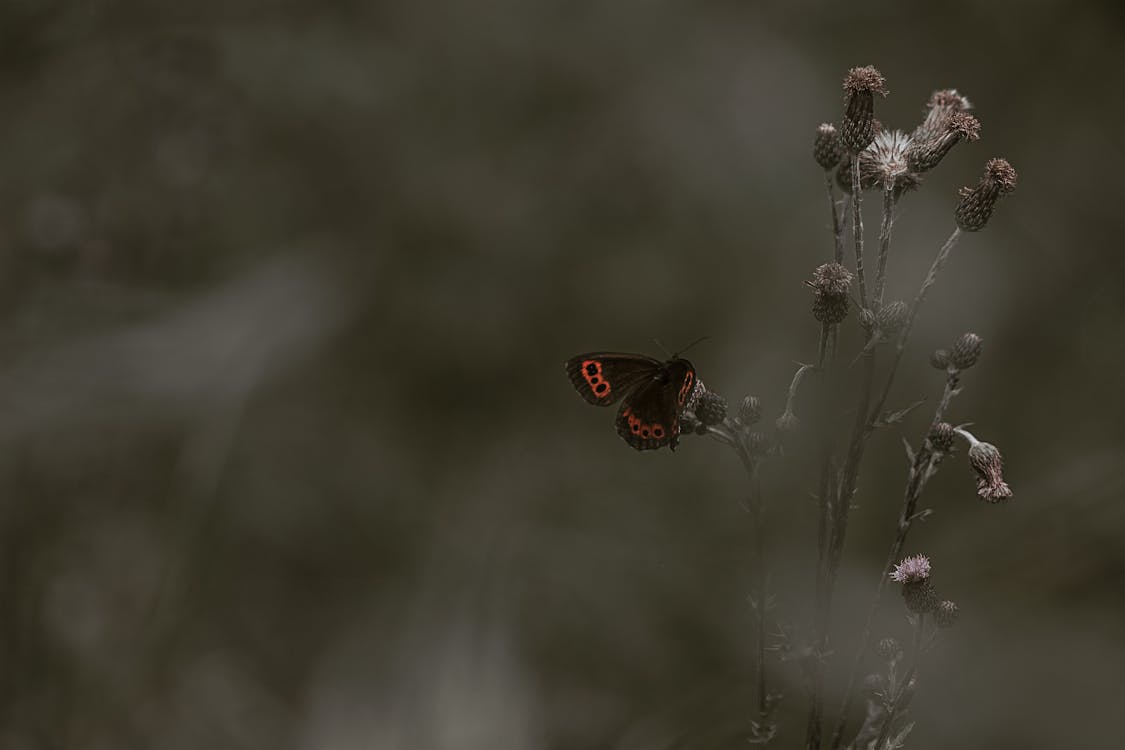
<box><xmin>565</xmin><ymin>353</ymin><xmax>696</xmax><ymax>451</ymax></box>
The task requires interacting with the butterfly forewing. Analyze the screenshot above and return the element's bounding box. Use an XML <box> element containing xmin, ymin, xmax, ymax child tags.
<box><xmin>565</xmin><ymin>353</ymin><xmax>663</xmax><ymax>406</ymax></box>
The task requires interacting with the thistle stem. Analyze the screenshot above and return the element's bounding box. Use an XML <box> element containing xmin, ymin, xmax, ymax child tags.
<box><xmin>873</xmin><ymin>186</ymin><xmax>896</xmax><ymax>306</ymax></box>
<box><xmin>850</xmin><ymin>158</ymin><xmax>867</xmax><ymax>309</ymax></box>
<box><xmin>736</xmin><ymin>445</ymin><xmax>771</xmax><ymax>730</ymax></box>
<box><xmin>829</xmin><ymin>371</ymin><xmax>961</xmax><ymax>749</ymax></box>
<box><xmin>873</xmin><ymin>615</ymin><xmax>924</xmax><ymax>750</ymax></box>
<box><xmin>825</xmin><ymin>172</ymin><xmax>845</xmax><ymax>264</ymax></box>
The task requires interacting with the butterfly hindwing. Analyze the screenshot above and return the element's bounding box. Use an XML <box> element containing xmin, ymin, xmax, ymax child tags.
<box><xmin>615</xmin><ymin>358</ymin><xmax>695</xmax><ymax>451</ymax></box>
<box><xmin>565</xmin><ymin>353</ymin><xmax>662</xmax><ymax>406</ymax></box>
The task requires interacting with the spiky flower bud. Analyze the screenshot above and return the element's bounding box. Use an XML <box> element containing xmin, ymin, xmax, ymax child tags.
<box><xmin>739</xmin><ymin>395</ymin><xmax>762</xmax><ymax>425</ymax></box>
<box><xmin>876</xmin><ymin>300</ymin><xmax>909</xmax><ymax>337</ymax></box>
<box><xmin>891</xmin><ymin>554</ymin><xmax>931</xmax><ymax>583</ymax></box>
<box><xmin>809</xmin><ymin>262</ymin><xmax>853</xmax><ymax>324</ymax></box>
<box><xmin>679</xmin><ymin>410</ymin><xmax>702</xmax><ymax>435</ymax></box>
<box><xmin>911</xmin><ymin>89</ymin><xmax>973</xmax><ymax>144</ymax></box>
<box><xmin>950</xmin><ymin>332</ymin><xmax>983</xmax><ymax>370</ymax></box>
<box><xmin>935</xmin><ymin>600</ymin><xmax>960</xmax><ymax>628</ymax></box>
<box><xmin>967</xmin><ymin>439</ymin><xmax>1012</xmax><ymax>502</ymax></box>
<box><xmin>930</xmin><ymin>349</ymin><xmax>950</xmax><ymax>370</ymax></box>
<box><xmin>775</xmin><ymin>411</ymin><xmax>799</xmax><ymax>435</ymax></box>
<box><xmin>696</xmin><ymin>390</ymin><xmax>727</xmax><ymax>426</ymax></box>
<box><xmin>929</xmin><ymin>422</ymin><xmax>955</xmax><ymax>453</ymax></box>
<box><xmin>814</xmin><ymin>123</ymin><xmax>844</xmax><ymax>170</ymax></box>
<box><xmin>907</xmin><ymin>111</ymin><xmax>980</xmax><ymax>174</ymax></box>
<box><xmin>903</xmin><ymin>579</ymin><xmax>940</xmax><ymax>614</ymax></box>
<box><xmin>876</xmin><ymin>636</ymin><xmax>903</xmax><ymax>661</ymax></box>
<box><xmin>858</xmin><ymin>308</ymin><xmax>876</xmax><ymax>333</ymax></box>
<box><xmin>841</xmin><ymin>66</ymin><xmax>888</xmax><ymax>154</ymax></box>
<box><xmin>955</xmin><ymin>158</ymin><xmax>1018</xmax><ymax>231</ymax></box>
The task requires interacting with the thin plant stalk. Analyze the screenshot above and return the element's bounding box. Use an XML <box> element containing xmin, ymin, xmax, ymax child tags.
<box><xmin>737</xmin><ymin>449</ymin><xmax>769</xmax><ymax>718</ymax></box>
<box><xmin>828</xmin><ymin>371</ymin><xmax>961</xmax><ymax>749</ymax></box>
<box><xmin>850</xmin><ymin>159</ymin><xmax>868</xmax><ymax>309</ymax></box>
<box><xmin>825</xmin><ymin>172</ymin><xmax>845</xmax><ymax>264</ymax></box>
<box><xmin>873</xmin><ymin>615</ymin><xmax>925</xmax><ymax>750</ymax></box>
<box><xmin>873</xmin><ymin>186</ymin><xmax>896</xmax><ymax>306</ymax></box>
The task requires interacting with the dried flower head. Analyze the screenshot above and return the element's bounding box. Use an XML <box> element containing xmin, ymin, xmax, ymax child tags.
<box><xmin>955</xmin><ymin>158</ymin><xmax>1018</xmax><ymax>231</ymax></box>
<box><xmin>929</xmin><ymin>422</ymin><xmax>955</xmax><ymax>453</ymax></box>
<box><xmin>809</xmin><ymin>262</ymin><xmax>853</xmax><ymax>324</ymax></box>
<box><xmin>696</xmin><ymin>390</ymin><xmax>728</xmax><ymax>426</ymax></box>
<box><xmin>739</xmin><ymin>395</ymin><xmax>762</xmax><ymax>425</ymax></box>
<box><xmin>859</xmin><ymin>129</ymin><xmax>920</xmax><ymax>195</ymax></box>
<box><xmin>950</xmin><ymin>332</ymin><xmax>983</xmax><ymax>370</ymax></box>
<box><xmin>935</xmin><ymin>600</ymin><xmax>961</xmax><ymax>628</ymax></box>
<box><xmin>967</xmin><ymin>439</ymin><xmax>1013</xmax><ymax>502</ymax></box>
<box><xmin>814</xmin><ymin>123</ymin><xmax>844</xmax><ymax>170</ymax></box>
<box><xmin>841</xmin><ymin>65</ymin><xmax>888</xmax><ymax>154</ymax></box>
<box><xmin>891</xmin><ymin>554</ymin><xmax>931</xmax><ymax>583</ymax></box>
<box><xmin>912</xmin><ymin>89</ymin><xmax>973</xmax><ymax>144</ymax></box>
<box><xmin>907</xmin><ymin>111</ymin><xmax>981</xmax><ymax>174</ymax></box>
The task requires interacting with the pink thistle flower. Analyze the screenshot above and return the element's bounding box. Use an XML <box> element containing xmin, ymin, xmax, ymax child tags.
<box><xmin>890</xmin><ymin>554</ymin><xmax>931</xmax><ymax>583</ymax></box>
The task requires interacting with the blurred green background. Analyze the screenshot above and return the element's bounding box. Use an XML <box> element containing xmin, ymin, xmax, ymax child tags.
<box><xmin>1</xmin><ymin>1</ymin><xmax>1122</xmax><ymax>748</ymax></box>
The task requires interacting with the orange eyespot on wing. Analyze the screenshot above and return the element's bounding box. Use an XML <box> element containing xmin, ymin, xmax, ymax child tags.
<box><xmin>677</xmin><ymin>369</ymin><xmax>695</xmax><ymax>407</ymax></box>
<box><xmin>617</xmin><ymin>404</ymin><xmax>677</xmax><ymax>450</ymax></box>
<box><xmin>580</xmin><ymin>359</ymin><xmax>612</xmax><ymax>399</ymax></box>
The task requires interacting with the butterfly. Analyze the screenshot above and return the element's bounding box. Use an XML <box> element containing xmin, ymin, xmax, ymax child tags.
<box><xmin>565</xmin><ymin>352</ymin><xmax>697</xmax><ymax>451</ymax></box>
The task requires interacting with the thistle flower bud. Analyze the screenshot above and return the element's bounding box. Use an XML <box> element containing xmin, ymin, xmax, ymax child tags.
<box><xmin>929</xmin><ymin>349</ymin><xmax>950</xmax><ymax>370</ymax></box>
<box><xmin>902</xmin><ymin>579</ymin><xmax>940</xmax><ymax>614</ymax></box>
<box><xmin>696</xmin><ymin>390</ymin><xmax>727</xmax><ymax>426</ymax></box>
<box><xmin>911</xmin><ymin>89</ymin><xmax>973</xmax><ymax>144</ymax></box>
<box><xmin>876</xmin><ymin>637</ymin><xmax>903</xmax><ymax>661</ymax></box>
<box><xmin>929</xmin><ymin>422</ymin><xmax>955</xmax><ymax>453</ymax></box>
<box><xmin>809</xmin><ymin>263</ymin><xmax>853</xmax><ymax>324</ymax></box>
<box><xmin>739</xmin><ymin>395</ymin><xmax>762</xmax><ymax>425</ymax></box>
<box><xmin>950</xmin><ymin>332</ymin><xmax>983</xmax><ymax>370</ymax></box>
<box><xmin>859</xmin><ymin>130</ymin><xmax>920</xmax><ymax>196</ymax></box>
<box><xmin>841</xmin><ymin>66</ymin><xmax>888</xmax><ymax>154</ymax></box>
<box><xmin>679</xmin><ymin>410</ymin><xmax>702</xmax><ymax>435</ymax></box>
<box><xmin>890</xmin><ymin>554</ymin><xmax>931</xmax><ymax>584</ymax></box>
<box><xmin>814</xmin><ymin>123</ymin><xmax>843</xmax><ymax>170</ymax></box>
<box><xmin>745</xmin><ymin>430</ymin><xmax>772</xmax><ymax>457</ymax></box>
<box><xmin>775</xmin><ymin>411</ymin><xmax>799</xmax><ymax>435</ymax></box>
<box><xmin>935</xmin><ymin>600</ymin><xmax>960</xmax><ymax>628</ymax></box>
<box><xmin>876</xmin><ymin>300</ymin><xmax>909</xmax><ymax>337</ymax></box>
<box><xmin>906</xmin><ymin>111</ymin><xmax>980</xmax><ymax>174</ymax></box>
<box><xmin>858</xmin><ymin>308</ymin><xmax>876</xmax><ymax>333</ymax></box>
<box><xmin>955</xmin><ymin>158</ymin><xmax>1018</xmax><ymax>231</ymax></box>
<box><xmin>967</xmin><ymin>439</ymin><xmax>1013</xmax><ymax>502</ymax></box>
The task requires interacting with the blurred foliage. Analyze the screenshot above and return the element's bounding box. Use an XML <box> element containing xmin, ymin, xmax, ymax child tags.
<box><xmin>0</xmin><ymin>1</ymin><xmax>1122</xmax><ymax>748</ymax></box>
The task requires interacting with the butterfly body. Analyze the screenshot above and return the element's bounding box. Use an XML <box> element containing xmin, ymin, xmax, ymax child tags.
<box><xmin>565</xmin><ymin>352</ymin><xmax>697</xmax><ymax>451</ymax></box>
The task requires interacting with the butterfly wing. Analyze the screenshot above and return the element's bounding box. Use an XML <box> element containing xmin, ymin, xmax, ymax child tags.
<box><xmin>615</xmin><ymin>359</ymin><xmax>695</xmax><ymax>451</ymax></box>
<box><xmin>565</xmin><ymin>352</ymin><xmax>662</xmax><ymax>406</ymax></box>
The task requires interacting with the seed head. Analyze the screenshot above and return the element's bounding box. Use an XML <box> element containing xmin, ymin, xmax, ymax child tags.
<box><xmin>859</xmin><ymin>129</ymin><xmax>920</xmax><ymax>195</ymax></box>
<box><xmin>935</xmin><ymin>600</ymin><xmax>961</xmax><ymax>628</ymax></box>
<box><xmin>950</xmin><ymin>332</ymin><xmax>983</xmax><ymax>370</ymax></box>
<box><xmin>967</xmin><ymin>439</ymin><xmax>1013</xmax><ymax>502</ymax></box>
<box><xmin>891</xmin><ymin>554</ymin><xmax>931</xmax><ymax>584</ymax></box>
<box><xmin>841</xmin><ymin>66</ymin><xmax>888</xmax><ymax>154</ymax></box>
<box><xmin>814</xmin><ymin>123</ymin><xmax>844</xmax><ymax>170</ymax></box>
<box><xmin>929</xmin><ymin>422</ymin><xmax>955</xmax><ymax>453</ymax></box>
<box><xmin>955</xmin><ymin>158</ymin><xmax>1018</xmax><ymax>231</ymax></box>
<box><xmin>907</xmin><ymin>111</ymin><xmax>981</xmax><ymax>174</ymax></box>
<box><xmin>809</xmin><ymin>263</ymin><xmax>853</xmax><ymax>324</ymax></box>
<box><xmin>876</xmin><ymin>636</ymin><xmax>903</xmax><ymax>661</ymax></box>
<box><xmin>876</xmin><ymin>300</ymin><xmax>909</xmax><ymax>338</ymax></box>
<box><xmin>739</xmin><ymin>395</ymin><xmax>762</xmax><ymax>425</ymax></box>
<box><xmin>696</xmin><ymin>390</ymin><xmax>728</xmax><ymax>426</ymax></box>
<box><xmin>930</xmin><ymin>348</ymin><xmax>951</xmax><ymax>370</ymax></box>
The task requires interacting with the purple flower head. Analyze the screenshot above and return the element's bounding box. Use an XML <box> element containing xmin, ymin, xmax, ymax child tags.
<box><xmin>890</xmin><ymin>554</ymin><xmax>931</xmax><ymax>584</ymax></box>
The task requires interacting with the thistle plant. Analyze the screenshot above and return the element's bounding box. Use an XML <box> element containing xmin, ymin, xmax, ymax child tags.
<box><xmin>674</xmin><ymin>65</ymin><xmax>1018</xmax><ymax>748</ymax></box>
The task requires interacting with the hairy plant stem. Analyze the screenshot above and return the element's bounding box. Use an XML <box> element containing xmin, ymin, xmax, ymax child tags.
<box><xmin>825</xmin><ymin>172</ymin><xmax>845</xmax><ymax>264</ymax></box>
<box><xmin>873</xmin><ymin>615</ymin><xmax>924</xmax><ymax>750</ymax></box>
<box><xmin>850</xmin><ymin>159</ymin><xmax>867</xmax><ymax>309</ymax></box>
<box><xmin>873</xmin><ymin>187</ymin><xmax>896</xmax><ymax>307</ymax></box>
<box><xmin>829</xmin><ymin>370</ymin><xmax>961</xmax><ymax>749</ymax></box>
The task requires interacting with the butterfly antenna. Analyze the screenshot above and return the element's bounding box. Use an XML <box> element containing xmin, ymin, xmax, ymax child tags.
<box><xmin>673</xmin><ymin>336</ymin><xmax>711</xmax><ymax>357</ymax></box>
<box><xmin>652</xmin><ymin>338</ymin><xmax>673</xmax><ymax>358</ymax></box>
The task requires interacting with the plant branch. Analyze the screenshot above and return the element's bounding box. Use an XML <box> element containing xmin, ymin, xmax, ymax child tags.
<box><xmin>873</xmin><ymin>615</ymin><xmax>924</xmax><ymax>750</ymax></box>
<box><xmin>873</xmin><ymin>186</ymin><xmax>896</xmax><ymax>307</ymax></box>
<box><xmin>825</xmin><ymin>172</ymin><xmax>845</xmax><ymax>264</ymax></box>
<box><xmin>850</xmin><ymin>159</ymin><xmax>867</xmax><ymax>309</ymax></box>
